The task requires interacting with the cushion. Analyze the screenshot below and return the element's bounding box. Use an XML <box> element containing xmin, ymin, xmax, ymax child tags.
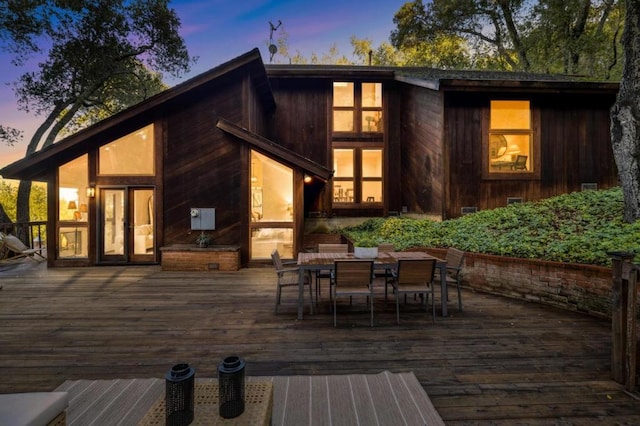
<box><xmin>0</xmin><ymin>392</ymin><xmax>68</xmax><ymax>426</ymax></box>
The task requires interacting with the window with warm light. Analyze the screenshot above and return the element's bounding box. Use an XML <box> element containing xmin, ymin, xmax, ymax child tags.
<box><xmin>333</xmin><ymin>148</ymin><xmax>382</xmax><ymax>204</ymax></box>
<box><xmin>99</xmin><ymin>124</ymin><xmax>154</xmax><ymax>175</ymax></box>
<box><xmin>333</xmin><ymin>82</ymin><xmax>383</xmax><ymax>134</ymax></box>
<box><xmin>489</xmin><ymin>101</ymin><xmax>533</xmax><ymax>173</ymax></box>
<box><xmin>249</xmin><ymin>150</ymin><xmax>294</xmax><ymax>260</ymax></box>
<box><xmin>58</xmin><ymin>155</ymin><xmax>89</xmax><ymax>258</ymax></box>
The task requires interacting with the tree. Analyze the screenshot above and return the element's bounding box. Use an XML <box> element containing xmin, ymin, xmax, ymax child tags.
<box><xmin>390</xmin><ymin>0</ymin><xmax>622</xmax><ymax>77</ymax></box>
<box><xmin>1</xmin><ymin>0</ymin><xmax>192</xmax><ymax>226</ymax></box>
<box><xmin>525</xmin><ymin>0</ymin><xmax>624</xmax><ymax>77</ymax></box>
<box><xmin>610</xmin><ymin>0</ymin><xmax>640</xmax><ymax>222</ymax></box>
<box><xmin>350</xmin><ymin>37</ymin><xmax>403</xmax><ymax>65</ymax></box>
<box><xmin>0</xmin><ymin>125</ymin><xmax>22</xmax><ymax>147</ymax></box>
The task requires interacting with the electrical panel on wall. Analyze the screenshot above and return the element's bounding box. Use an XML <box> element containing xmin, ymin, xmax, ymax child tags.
<box><xmin>190</xmin><ymin>208</ymin><xmax>215</xmax><ymax>230</ymax></box>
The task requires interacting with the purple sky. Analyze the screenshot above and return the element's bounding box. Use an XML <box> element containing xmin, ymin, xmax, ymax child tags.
<box><xmin>0</xmin><ymin>0</ymin><xmax>408</xmax><ymax>169</ymax></box>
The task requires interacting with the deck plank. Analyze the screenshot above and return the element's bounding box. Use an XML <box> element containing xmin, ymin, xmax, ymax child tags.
<box><xmin>0</xmin><ymin>263</ymin><xmax>638</xmax><ymax>424</ymax></box>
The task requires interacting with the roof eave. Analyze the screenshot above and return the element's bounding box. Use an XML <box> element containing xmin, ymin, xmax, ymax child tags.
<box><xmin>216</xmin><ymin>118</ymin><xmax>333</xmax><ymax>181</ymax></box>
<box><xmin>1</xmin><ymin>48</ymin><xmax>275</xmax><ymax>181</ymax></box>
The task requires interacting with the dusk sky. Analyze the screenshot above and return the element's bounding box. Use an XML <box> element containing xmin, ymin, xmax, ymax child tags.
<box><xmin>0</xmin><ymin>0</ymin><xmax>408</xmax><ymax>169</ymax></box>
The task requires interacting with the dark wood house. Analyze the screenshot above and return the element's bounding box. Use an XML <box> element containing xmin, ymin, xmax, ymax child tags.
<box><xmin>0</xmin><ymin>49</ymin><xmax>619</xmax><ymax>268</ymax></box>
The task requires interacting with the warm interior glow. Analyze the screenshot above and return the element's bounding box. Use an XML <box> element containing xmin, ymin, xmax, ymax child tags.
<box><xmin>362</xmin><ymin>149</ymin><xmax>382</xmax><ymax>177</ymax></box>
<box><xmin>333</xmin><ymin>149</ymin><xmax>354</xmax><ymax>177</ymax></box>
<box><xmin>490</xmin><ymin>101</ymin><xmax>530</xmax><ymax>129</ymax></box>
<box><xmin>99</xmin><ymin>124</ymin><xmax>154</xmax><ymax>175</ymax></box>
<box><xmin>489</xmin><ymin>100</ymin><xmax>533</xmax><ymax>172</ymax></box>
<box><xmin>362</xmin><ymin>83</ymin><xmax>382</xmax><ymax>107</ymax></box>
<box><xmin>333</xmin><ymin>82</ymin><xmax>354</xmax><ymax>106</ymax></box>
<box><xmin>250</xmin><ymin>150</ymin><xmax>294</xmax><ymax>260</ymax></box>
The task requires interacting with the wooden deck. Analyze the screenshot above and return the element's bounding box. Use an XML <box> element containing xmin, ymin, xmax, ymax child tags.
<box><xmin>1</xmin><ymin>262</ymin><xmax>639</xmax><ymax>424</ymax></box>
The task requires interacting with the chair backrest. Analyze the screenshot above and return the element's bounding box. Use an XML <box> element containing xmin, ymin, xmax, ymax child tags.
<box><xmin>377</xmin><ymin>243</ymin><xmax>395</xmax><ymax>252</ymax></box>
<box><xmin>395</xmin><ymin>259</ymin><xmax>436</xmax><ymax>286</ymax></box>
<box><xmin>514</xmin><ymin>155</ymin><xmax>527</xmax><ymax>170</ymax></box>
<box><xmin>271</xmin><ymin>249</ymin><xmax>284</xmax><ymax>271</ymax></box>
<box><xmin>334</xmin><ymin>260</ymin><xmax>373</xmax><ymax>287</ymax></box>
<box><xmin>318</xmin><ymin>243</ymin><xmax>348</xmax><ymax>253</ymax></box>
<box><xmin>445</xmin><ymin>247</ymin><xmax>465</xmax><ymax>269</ymax></box>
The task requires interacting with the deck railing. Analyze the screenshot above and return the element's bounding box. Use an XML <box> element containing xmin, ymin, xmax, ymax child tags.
<box><xmin>0</xmin><ymin>221</ymin><xmax>47</xmax><ymax>255</ymax></box>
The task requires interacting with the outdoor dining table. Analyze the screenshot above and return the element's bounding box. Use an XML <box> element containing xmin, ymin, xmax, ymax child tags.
<box><xmin>296</xmin><ymin>251</ymin><xmax>448</xmax><ymax>320</ymax></box>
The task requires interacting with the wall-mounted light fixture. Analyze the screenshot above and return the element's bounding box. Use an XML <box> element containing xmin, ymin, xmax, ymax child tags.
<box><xmin>86</xmin><ymin>186</ymin><xmax>96</xmax><ymax>198</ymax></box>
<box><xmin>303</xmin><ymin>175</ymin><xmax>312</xmax><ymax>183</ymax></box>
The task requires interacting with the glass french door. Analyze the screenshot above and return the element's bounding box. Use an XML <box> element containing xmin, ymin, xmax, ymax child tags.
<box><xmin>99</xmin><ymin>187</ymin><xmax>155</xmax><ymax>263</ymax></box>
<box><xmin>249</xmin><ymin>151</ymin><xmax>294</xmax><ymax>260</ymax></box>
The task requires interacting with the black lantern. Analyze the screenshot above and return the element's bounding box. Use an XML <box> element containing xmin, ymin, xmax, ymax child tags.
<box><xmin>165</xmin><ymin>363</ymin><xmax>195</xmax><ymax>426</ymax></box>
<box><xmin>218</xmin><ymin>356</ymin><xmax>245</xmax><ymax>418</ymax></box>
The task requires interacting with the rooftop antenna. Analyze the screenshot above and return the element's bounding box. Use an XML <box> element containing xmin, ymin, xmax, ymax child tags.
<box><xmin>268</xmin><ymin>20</ymin><xmax>282</xmax><ymax>63</ymax></box>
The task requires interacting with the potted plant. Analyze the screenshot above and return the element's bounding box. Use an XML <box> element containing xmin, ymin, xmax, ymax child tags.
<box><xmin>353</xmin><ymin>235</ymin><xmax>379</xmax><ymax>259</ymax></box>
<box><xmin>195</xmin><ymin>231</ymin><xmax>211</xmax><ymax>248</ymax></box>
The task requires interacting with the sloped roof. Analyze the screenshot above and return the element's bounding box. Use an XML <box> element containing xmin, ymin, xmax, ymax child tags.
<box><xmin>266</xmin><ymin>63</ymin><xmax>618</xmax><ymax>93</ymax></box>
<box><xmin>216</xmin><ymin>118</ymin><xmax>333</xmax><ymax>181</ymax></box>
<box><xmin>1</xmin><ymin>48</ymin><xmax>275</xmax><ymax>181</ymax></box>
<box><xmin>396</xmin><ymin>68</ymin><xmax>619</xmax><ymax>92</ymax></box>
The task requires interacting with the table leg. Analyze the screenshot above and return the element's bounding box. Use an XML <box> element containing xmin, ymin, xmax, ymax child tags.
<box><xmin>298</xmin><ymin>268</ymin><xmax>305</xmax><ymax>320</ymax></box>
<box><xmin>439</xmin><ymin>263</ymin><xmax>448</xmax><ymax>317</ymax></box>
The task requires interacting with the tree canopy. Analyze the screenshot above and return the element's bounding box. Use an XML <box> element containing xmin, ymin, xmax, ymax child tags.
<box><xmin>2</xmin><ymin>0</ymin><xmax>191</xmax><ymax>152</ymax></box>
<box><xmin>390</xmin><ymin>0</ymin><xmax>623</xmax><ymax>78</ymax></box>
<box><xmin>0</xmin><ymin>0</ymin><xmax>193</xmax><ymax>224</ymax></box>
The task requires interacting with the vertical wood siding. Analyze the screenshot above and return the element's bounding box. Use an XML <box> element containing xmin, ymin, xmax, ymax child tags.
<box><xmin>443</xmin><ymin>91</ymin><xmax>618</xmax><ymax>218</ymax></box>
<box><xmin>163</xmin><ymin>75</ymin><xmax>247</xmax><ymax>261</ymax></box>
<box><xmin>400</xmin><ymin>85</ymin><xmax>445</xmax><ymax>216</ymax></box>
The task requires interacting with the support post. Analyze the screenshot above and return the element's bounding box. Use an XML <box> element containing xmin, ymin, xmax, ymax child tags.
<box><xmin>608</xmin><ymin>251</ymin><xmax>638</xmax><ymax>391</ymax></box>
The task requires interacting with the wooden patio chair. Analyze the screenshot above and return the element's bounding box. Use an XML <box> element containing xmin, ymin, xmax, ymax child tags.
<box><xmin>434</xmin><ymin>247</ymin><xmax>465</xmax><ymax>311</ymax></box>
<box><xmin>388</xmin><ymin>259</ymin><xmax>437</xmax><ymax>324</ymax></box>
<box><xmin>0</xmin><ymin>232</ymin><xmax>46</xmax><ymax>264</ymax></box>
<box><xmin>315</xmin><ymin>243</ymin><xmax>348</xmax><ymax>304</ymax></box>
<box><xmin>332</xmin><ymin>260</ymin><xmax>374</xmax><ymax>327</ymax></box>
<box><xmin>271</xmin><ymin>249</ymin><xmax>313</xmax><ymax>314</ymax></box>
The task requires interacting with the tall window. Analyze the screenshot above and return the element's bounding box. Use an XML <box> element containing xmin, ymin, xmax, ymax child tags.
<box><xmin>333</xmin><ymin>148</ymin><xmax>382</xmax><ymax>204</ymax></box>
<box><xmin>489</xmin><ymin>101</ymin><xmax>532</xmax><ymax>173</ymax></box>
<box><xmin>58</xmin><ymin>155</ymin><xmax>89</xmax><ymax>258</ymax></box>
<box><xmin>333</xmin><ymin>82</ymin><xmax>383</xmax><ymax>133</ymax></box>
<box><xmin>249</xmin><ymin>151</ymin><xmax>294</xmax><ymax>260</ymax></box>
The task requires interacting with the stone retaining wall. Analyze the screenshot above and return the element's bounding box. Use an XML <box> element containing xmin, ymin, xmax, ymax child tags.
<box><xmin>419</xmin><ymin>248</ymin><xmax>613</xmax><ymax>319</ymax></box>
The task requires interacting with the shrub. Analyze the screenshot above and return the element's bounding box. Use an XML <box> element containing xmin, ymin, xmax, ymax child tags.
<box><xmin>339</xmin><ymin>187</ymin><xmax>640</xmax><ymax>266</ymax></box>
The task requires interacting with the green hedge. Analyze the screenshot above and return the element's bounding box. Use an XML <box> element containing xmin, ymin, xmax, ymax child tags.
<box><xmin>340</xmin><ymin>187</ymin><xmax>640</xmax><ymax>266</ymax></box>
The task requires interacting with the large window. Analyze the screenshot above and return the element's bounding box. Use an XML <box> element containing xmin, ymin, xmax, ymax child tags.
<box><xmin>333</xmin><ymin>82</ymin><xmax>382</xmax><ymax>133</ymax></box>
<box><xmin>250</xmin><ymin>151</ymin><xmax>294</xmax><ymax>259</ymax></box>
<box><xmin>489</xmin><ymin>101</ymin><xmax>533</xmax><ymax>173</ymax></box>
<box><xmin>58</xmin><ymin>155</ymin><xmax>89</xmax><ymax>258</ymax></box>
<box><xmin>99</xmin><ymin>124</ymin><xmax>154</xmax><ymax>175</ymax></box>
<box><xmin>333</xmin><ymin>148</ymin><xmax>382</xmax><ymax>204</ymax></box>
